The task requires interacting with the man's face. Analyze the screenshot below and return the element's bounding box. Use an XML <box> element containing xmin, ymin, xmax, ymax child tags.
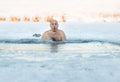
<box><xmin>50</xmin><ymin>20</ymin><xmax>58</xmax><ymax>32</ymax></box>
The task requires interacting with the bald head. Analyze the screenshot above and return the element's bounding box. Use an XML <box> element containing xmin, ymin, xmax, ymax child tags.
<box><xmin>50</xmin><ymin>19</ymin><xmax>58</xmax><ymax>25</ymax></box>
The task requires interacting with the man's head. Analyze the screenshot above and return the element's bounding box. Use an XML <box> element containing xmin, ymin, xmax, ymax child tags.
<box><xmin>50</xmin><ymin>19</ymin><xmax>59</xmax><ymax>32</ymax></box>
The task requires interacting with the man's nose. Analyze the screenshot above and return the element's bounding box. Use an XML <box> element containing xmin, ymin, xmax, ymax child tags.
<box><xmin>53</xmin><ymin>26</ymin><xmax>56</xmax><ymax>28</ymax></box>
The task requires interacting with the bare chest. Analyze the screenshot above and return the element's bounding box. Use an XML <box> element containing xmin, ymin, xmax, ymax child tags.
<box><xmin>48</xmin><ymin>32</ymin><xmax>62</xmax><ymax>41</ymax></box>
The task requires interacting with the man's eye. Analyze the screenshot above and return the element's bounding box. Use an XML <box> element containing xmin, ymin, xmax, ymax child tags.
<box><xmin>55</xmin><ymin>23</ymin><xmax>57</xmax><ymax>25</ymax></box>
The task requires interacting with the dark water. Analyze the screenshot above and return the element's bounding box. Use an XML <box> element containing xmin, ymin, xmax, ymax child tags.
<box><xmin>0</xmin><ymin>38</ymin><xmax>120</xmax><ymax>45</ymax></box>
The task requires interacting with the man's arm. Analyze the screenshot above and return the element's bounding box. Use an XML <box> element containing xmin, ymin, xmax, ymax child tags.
<box><xmin>61</xmin><ymin>31</ymin><xmax>66</xmax><ymax>41</ymax></box>
<box><xmin>41</xmin><ymin>32</ymin><xmax>49</xmax><ymax>40</ymax></box>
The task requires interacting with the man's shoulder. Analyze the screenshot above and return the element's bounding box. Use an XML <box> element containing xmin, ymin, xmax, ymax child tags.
<box><xmin>44</xmin><ymin>30</ymin><xmax>51</xmax><ymax>34</ymax></box>
<box><xmin>58</xmin><ymin>29</ymin><xmax>65</xmax><ymax>33</ymax></box>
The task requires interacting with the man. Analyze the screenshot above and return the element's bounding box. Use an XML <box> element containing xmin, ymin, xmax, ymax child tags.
<box><xmin>41</xmin><ymin>19</ymin><xmax>66</xmax><ymax>41</ymax></box>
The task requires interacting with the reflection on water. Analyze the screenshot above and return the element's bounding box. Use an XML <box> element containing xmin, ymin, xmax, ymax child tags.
<box><xmin>50</xmin><ymin>43</ymin><xmax>58</xmax><ymax>53</ymax></box>
<box><xmin>0</xmin><ymin>42</ymin><xmax>120</xmax><ymax>54</ymax></box>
